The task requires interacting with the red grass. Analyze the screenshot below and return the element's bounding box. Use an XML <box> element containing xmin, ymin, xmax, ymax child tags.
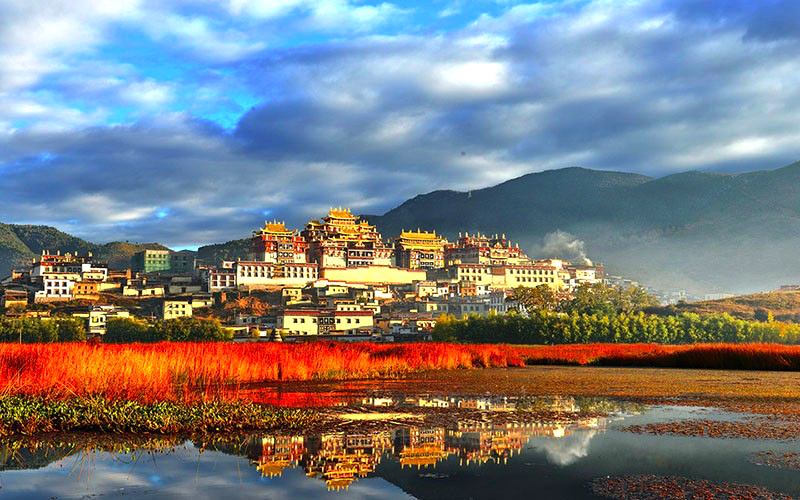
<box><xmin>2</xmin><ymin>342</ymin><xmax>800</xmax><ymax>404</ymax></box>
<box><xmin>517</xmin><ymin>343</ymin><xmax>800</xmax><ymax>371</ymax></box>
<box><xmin>0</xmin><ymin>342</ymin><xmax>524</xmax><ymax>402</ymax></box>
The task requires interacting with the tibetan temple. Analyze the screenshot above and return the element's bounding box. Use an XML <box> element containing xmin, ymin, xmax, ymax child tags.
<box><xmin>301</xmin><ymin>208</ymin><xmax>394</xmax><ymax>268</ymax></box>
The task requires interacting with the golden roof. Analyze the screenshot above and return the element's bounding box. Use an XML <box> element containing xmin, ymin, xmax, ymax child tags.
<box><xmin>328</xmin><ymin>207</ymin><xmax>355</xmax><ymax>219</ymax></box>
<box><xmin>399</xmin><ymin>229</ymin><xmax>441</xmax><ymax>240</ymax></box>
<box><xmin>257</xmin><ymin>220</ymin><xmax>295</xmax><ymax>234</ymax></box>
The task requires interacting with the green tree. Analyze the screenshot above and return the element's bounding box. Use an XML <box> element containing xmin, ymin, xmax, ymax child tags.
<box><xmin>508</xmin><ymin>285</ymin><xmax>560</xmax><ymax>313</ymax></box>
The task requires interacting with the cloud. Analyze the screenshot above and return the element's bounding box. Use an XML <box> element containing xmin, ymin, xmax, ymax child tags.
<box><xmin>3</xmin><ymin>1</ymin><xmax>800</xmax><ymax>246</ymax></box>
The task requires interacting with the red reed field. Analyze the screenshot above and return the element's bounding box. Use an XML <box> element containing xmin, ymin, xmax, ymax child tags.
<box><xmin>0</xmin><ymin>342</ymin><xmax>525</xmax><ymax>402</ymax></box>
<box><xmin>2</xmin><ymin>342</ymin><xmax>800</xmax><ymax>403</ymax></box>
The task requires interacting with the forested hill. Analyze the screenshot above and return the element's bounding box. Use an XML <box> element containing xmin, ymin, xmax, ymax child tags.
<box><xmin>0</xmin><ymin>223</ymin><xmax>169</xmax><ymax>276</ymax></box>
<box><xmin>365</xmin><ymin>162</ymin><xmax>800</xmax><ymax>296</ymax></box>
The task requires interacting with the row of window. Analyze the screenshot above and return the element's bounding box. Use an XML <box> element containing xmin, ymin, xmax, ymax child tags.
<box><xmin>515</xmin><ymin>277</ymin><xmax>555</xmax><ymax>283</ymax></box>
<box><xmin>291</xmin><ymin>317</ymin><xmax>364</xmax><ymax>324</ymax></box>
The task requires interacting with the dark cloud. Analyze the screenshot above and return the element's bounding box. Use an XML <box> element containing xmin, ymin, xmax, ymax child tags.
<box><xmin>3</xmin><ymin>1</ymin><xmax>800</xmax><ymax>246</ymax></box>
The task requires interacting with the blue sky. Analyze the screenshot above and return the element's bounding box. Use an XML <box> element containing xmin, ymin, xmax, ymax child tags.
<box><xmin>1</xmin><ymin>0</ymin><xmax>800</xmax><ymax>247</ymax></box>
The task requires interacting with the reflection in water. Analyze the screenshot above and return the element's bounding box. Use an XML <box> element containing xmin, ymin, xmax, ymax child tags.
<box><xmin>535</xmin><ymin>429</ymin><xmax>596</xmax><ymax>466</ymax></box>
<box><xmin>245</xmin><ymin>417</ymin><xmax>605</xmax><ymax>490</ymax></box>
<box><xmin>2</xmin><ymin>398</ymin><xmax>799</xmax><ymax>499</ymax></box>
<box><xmin>0</xmin><ymin>395</ymin><xmax>623</xmax><ymax>494</ymax></box>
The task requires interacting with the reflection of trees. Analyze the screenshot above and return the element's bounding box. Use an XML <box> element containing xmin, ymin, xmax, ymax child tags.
<box><xmin>1</xmin><ymin>395</ymin><xmax>625</xmax><ymax>490</ymax></box>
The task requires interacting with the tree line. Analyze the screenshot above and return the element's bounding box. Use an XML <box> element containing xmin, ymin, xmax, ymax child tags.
<box><xmin>433</xmin><ymin>283</ymin><xmax>800</xmax><ymax>344</ymax></box>
<box><xmin>0</xmin><ymin>316</ymin><xmax>86</xmax><ymax>343</ymax></box>
<box><xmin>104</xmin><ymin>317</ymin><xmax>232</xmax><ymax>342</ymax></box>
<box><xmin>0</xmin><ymin>316</ymin><xmax>231</xmax><ymax>343</ymax></box>
<box><xmin>434</xmin><ymin>310</ymin><xmax>800</xmax><ymax>345</ymax></box>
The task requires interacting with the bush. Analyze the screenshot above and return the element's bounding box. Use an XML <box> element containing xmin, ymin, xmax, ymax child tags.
<box><xmin>105</xmin><ymin>317</ymin><xmax>231</xmax><ymax>343</ymax></box>
<box><xmin>434</xmin><ymin>310</ymin><xmax>800</xmax><ymax>345</ymax></box>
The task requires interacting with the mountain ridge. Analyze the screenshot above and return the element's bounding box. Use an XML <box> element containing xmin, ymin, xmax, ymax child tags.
<box><xmin>0</xmin><ymin>223</ymin><xmax>169</xmax><ymax>276</ymax></box>
<box><xmin>4</xmin><ymin>162</ymin><xmax>800</xmax><ymax>295</ymax></box>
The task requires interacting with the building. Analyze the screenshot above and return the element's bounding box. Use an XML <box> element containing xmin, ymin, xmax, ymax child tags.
<box><xmin>302</xmin><ymin>208</ymin><xmax>393</xmax><ymax>268</ymax></box>
<box><xmin>132</xmin><ymin>249</ymin><xmax>171</xmax><ymax>274</ymax></box>
<box><xmin>320</xmin><ymin>266</ymin><xmax>425</xmax><ymax>285</ymax></box>
<box><xmin>163</xmin><ymin>299</ymin><xmax>193</xmax><ymax>320</ymax></box>
<box><xmin>249</xmin><ymin>220</ymin><xmax>309</xmax><ymax>263</ymax></box>
<box><xmin>393</xmin><ymin>230</ymin><xmax>447</xmax><ymax>270</ymax></box>
<box><xmin>73</xmin><ymin>305</ymin><xmax>130</xmax><ymax>336</ymax></box>
<box><xmin>166</xmin><ymin>276</ymin><xmax>203</xmax><ymax>294</ymax></box>
<box><xmin>235</xmin><ymin>262</ymin><xmax>319</xmax><ymax>289</ymax></box>
<box><xmin>445</xmin><ymin>233</ymin><xmax>529</xmax><ymax>267</ymax></box>
<box><xmin>34</xmin><ymin>277</ymin><xmax>74</xmax><ymax>302</ymax></box>
<box><xmin>277</xmin><ymin>309</ymin><xmax>374</xmax><ymax>337</ymax></box>
<box><xmin>1</xmin><ymin>289</ymin><xmax>28</xmax><ymax>308</ymax></box>
<box><xmin>122</xmin><ymin>283</ymin><xmax>165</xmax><ymax>297</ymax></box>
<box><xmin>501</xmin><ymin>264</ymin><xmax>560</xmax><ymax>290</ymax></box>
<box><xmin>207</xmin><ymin>268</ymin><xmax>236</xmax><ymax>291</ymax></box>
<box><xmin>73</xmin><ymin>280</ymin><xmax>100</xmax><ymax>300</ymax></box>
<box><xmin>169</xmin><ymin>250</ymin><xmax>197</xmax><ymax>274</ymax></box>
<box><xmin>31</xmin><ymin>251</ymin><xmax>95</xmax><ymax>281</ymax></box>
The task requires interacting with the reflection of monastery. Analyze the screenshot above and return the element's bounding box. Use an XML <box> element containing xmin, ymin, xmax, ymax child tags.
<box><xmin>250</xmin><ymin>416</ymin><xmax>605</xmax><ymax>490</ymax></box>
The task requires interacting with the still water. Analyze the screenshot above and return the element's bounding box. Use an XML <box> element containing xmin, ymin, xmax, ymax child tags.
<box><xmin>2</xmin><ymin>393</ymin><xmax>800</xmax><ymax>499</ymax></box>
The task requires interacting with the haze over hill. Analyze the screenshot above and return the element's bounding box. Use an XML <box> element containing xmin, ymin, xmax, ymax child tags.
<box><xmin>365</xmin><ymin>162</ymin><xmax>800</xmax><ymax>296</ymax></box>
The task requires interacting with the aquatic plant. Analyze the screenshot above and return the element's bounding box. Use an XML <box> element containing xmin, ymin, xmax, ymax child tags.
<box><xmin>0</xmin><ymin>396</ymin><xmax>317</xmax><ymax>436</ymax></box>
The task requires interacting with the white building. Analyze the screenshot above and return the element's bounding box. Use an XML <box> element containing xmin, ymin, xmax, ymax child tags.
<box><xmin>35</xmin><ymin>277</ymin><xmax>74</xmax><ymax>302</ymax></box>
<box><xmin>235</xmin><ymin>262</ymin><xmax>319</xmax><ymax>289</ymax></box>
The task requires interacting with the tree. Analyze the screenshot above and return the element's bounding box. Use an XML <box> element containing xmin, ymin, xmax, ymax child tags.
<box><xmin>508</xmin><ymin>285</ymin><xmax>559</xmax><ymax>314</ymax></box>
<box><xmin>565</xmin><ymin>283</ymin><xmax>616</xmax><ymax>316</ymax></box>
<box><xmin>104</xmin><ymin>317</ymin><xmax>153</xmax><ymax>343</ymax></box>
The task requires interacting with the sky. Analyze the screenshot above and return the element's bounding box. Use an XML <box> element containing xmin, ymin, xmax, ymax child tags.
<box><xmin>2</xmin><ymin>0</ymin><xmax>800</xmax><ymax>248</ymax></box>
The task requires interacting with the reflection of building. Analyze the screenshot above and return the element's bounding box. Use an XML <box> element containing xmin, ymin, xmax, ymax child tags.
<box><xmin>304</xmin><ymin>431</ymin><xmax>392</xmax><ymax>490</ymax></box>
<box><xmin>245</xmin><ymin>400</ymin><xmax>612</xmax><ymax>490</ymax></box>
<box><xmin>256</xmin><ymin>435</ymin><xmax>306</xmax><ymax>477</ymax></box>
<box><xmin>394</xmin><ymin>427</ymin><xmax>448</xmax><ymax>469</ymax></box>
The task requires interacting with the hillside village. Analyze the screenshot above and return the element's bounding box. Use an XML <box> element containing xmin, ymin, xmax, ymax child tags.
<box><xmin>0</xmin><ymin>208</ymin><xmax>612</xmax><ymax>342</ymax></box>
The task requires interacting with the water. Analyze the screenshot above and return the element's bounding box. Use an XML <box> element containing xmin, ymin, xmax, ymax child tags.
<box><xmin>3</xmin><ymin>369</ymin><xmax>800</xmax><ymax>499</ymax></box>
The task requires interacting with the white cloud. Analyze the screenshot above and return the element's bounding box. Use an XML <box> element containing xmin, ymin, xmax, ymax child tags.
<box><xmin>4</xmin><ymin>0</ymin><xmax>800</xmax><ymax>246</ymax></box>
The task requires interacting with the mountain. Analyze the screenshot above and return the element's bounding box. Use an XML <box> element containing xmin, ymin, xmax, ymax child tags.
<box><xmin>365</xmin><ymin>162</ymin><xmax>800</xmax><ymax>295</ymax></box>
<box><xmin>196</xmin><ymin>238</ymin><xmax>251</xmax><ymax>265</ymax></box>
<box><xmin>0</xmin><ymin>223</ymin><xmax>169</xmax><ymax>277</ymax></box>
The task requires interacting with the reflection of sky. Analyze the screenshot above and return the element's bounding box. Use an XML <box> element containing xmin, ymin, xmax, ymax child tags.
<box><xmin>5</xmin><ymin>406</ymin><xmax>800</xmax><ymax>498</ymax></box>
<box><xmin>0</xmin><ymin>444</ymin><xmax>413</xmax><ymax>500</ymax></box>
<box><xmin>530</xmin><ymin>430</ymin><xmax>596</xmax><ymax>466</ymax></box>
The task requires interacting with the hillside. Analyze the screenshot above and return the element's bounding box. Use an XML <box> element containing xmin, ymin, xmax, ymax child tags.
<box><xmin>365</xmin><ymin>162</ymin><xmax>800</xmax><ymax>295</ymax></box>
<box><xmin>0</xmin><ymin>223</ymin><xmax>169</xmax><ymax>277</ymax></box>
<box><xmin>651</xmin><ymin>291</ymin><xmax>800</xmax><ymax>323</ymax></box>
<box><xmin>196</xmin><ymin>238</ymin><xmax>250</xmax><ymax>266</ymax></box>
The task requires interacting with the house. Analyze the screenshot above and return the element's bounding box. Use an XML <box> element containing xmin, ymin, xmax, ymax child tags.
<box><xmin>73</xmin><ymin>306</ymin><xmax>130</xmax><ymax>336</ymax></box>
<box><xmin>1</xmin><ymin>289</ymin><xmax>28</xmax><ymax>309</ymax></box>
<box><xmin>162</xmin><ymin>299</ymin><xmax>192</xmax><ymax>320</ymax></box>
